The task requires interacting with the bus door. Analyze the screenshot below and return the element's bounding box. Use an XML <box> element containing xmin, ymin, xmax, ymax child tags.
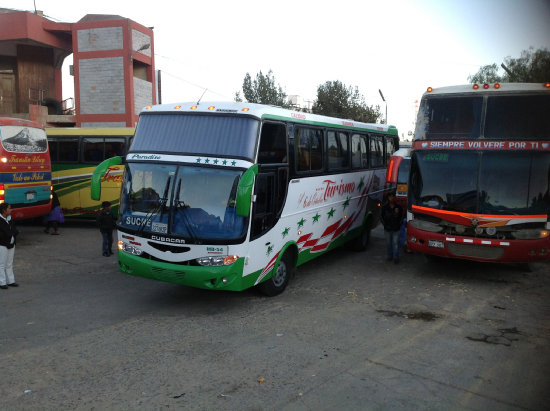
<box><xmin>251</xmin><ymin>122</ymin><xmax>289</xmax><ymax>239</ymax></box>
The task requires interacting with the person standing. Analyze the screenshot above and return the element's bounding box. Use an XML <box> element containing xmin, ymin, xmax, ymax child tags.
<box><xmin>380</xmin><ymin>191</ymin><xmax>404</xmax><ymax>264</ymax></box>
<box><xmin>96</xmin><ymin>201</ymin><xmax>116</xmax><ymax>257</ymax></box>
<box><xmin>44</xmin><ymin>191</ymin><xmax>64</xmax><ymax>235</ymax></box>
<box><xmin>0</xmin><ymin>203</ymin><xmax>18</xmax><ymax>289</ymax></box>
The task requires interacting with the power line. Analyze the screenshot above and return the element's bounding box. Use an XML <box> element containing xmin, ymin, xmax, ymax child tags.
<box><xmin>159</xmin><ymin>70</ymin><xmax>233</xmax><ymax>100</ymax></box>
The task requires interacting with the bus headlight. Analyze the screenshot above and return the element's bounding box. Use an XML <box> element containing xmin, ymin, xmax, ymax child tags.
<box><xmin>511</xmin><ymin>229</ymin><xmax>549</xmax><ymax>240</ymax></box>
<box><xmin>119</xmin><ymin>240</ymin><xmax>143</xmax><ymax>256</ymax></box>
<box><xmin>408</xmin><ymin>218</ymin><xmax>443</xmax><ymax>233</ymax></box>
<box><xmin>196</xmin><ymin>255</ymin><xmax>239</xmax><ymax>266</ymax></box>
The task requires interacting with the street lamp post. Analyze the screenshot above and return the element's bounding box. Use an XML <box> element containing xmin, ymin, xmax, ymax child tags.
<box><xmin>130</xmin><ymin>43</ymin><xmax>150</xmax><ymax>60</ymax></box>
<box><xmin>379</xmin><ymin>89</ymin><xmax>387</xmax><ymax>124</ymax></box>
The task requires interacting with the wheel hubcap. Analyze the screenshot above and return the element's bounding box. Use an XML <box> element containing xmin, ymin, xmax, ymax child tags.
<box><xmin>273</xmin><ymin>261</ymin><xmax>287</xmax><ymax>287</ymax></box>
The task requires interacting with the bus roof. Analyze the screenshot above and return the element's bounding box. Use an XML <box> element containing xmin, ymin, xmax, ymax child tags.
<box><xmin>0</xmin><ymin>117</ymin><xmax>44</xmax><ymax>129</ymax></box>
<box><xmin>45</xmin><ymin>127</ymin><xmax>135</xmax><ymax>136</ymax></box>
<box><xmin>140</xmin><ymin>101</ymin><xmax>398</xmax><ymax>135</ymax></box>
<box><xmin>423</xmin><ymin>82</ymin><xmax>550</xmax><ymax>97</ymax></box>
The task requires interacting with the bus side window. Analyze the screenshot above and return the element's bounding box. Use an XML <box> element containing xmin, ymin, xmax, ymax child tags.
<box><xmin>105</xmin><ymin>138</ymin><xmax>126</xmax><ymax>158</ymax></box>
<box><xmin>295</xmin><ymin>127</ymin><xmax>324</xmax><ymax>173</ymax></box>
<box><xmin>384</xmin><ymin>135</ymin><xmax>396</xmax><ymax>165</ymax></box>
<box><xmin>369</xmin><ymin>135</ymin><xmax>384</xmax><ymax>168</ymax></box>
<box><xmin>327</xmin><ymin>130</ymin><xmax>349</xmax><ymax>170</ymax></box>
<box><xmin>296</xmin><ymin>128</ymin><xmax>310</xmax><ymax>171</ymax></box>
<box><xmin>251</xmin><ymin>173</ymin><xmax>275</xmax><ymax>238</ymax></box>
<box><xmin>258</xmin><ymin>122</ymin><xmax>287</xmax><ymax>164</ymax></box>
<box><xmin>351</xmin><ymin>134</ymin><xmax>368</xmax><ymax>169</ymax></box>
<box><xmin>83</xmin><ymin>137</ymin><xmax>104</xmax><ymax>162</ymax></box>
<box><xmin>48</xmin><ymin>140</ymin><xmax>58</xmax><ymax>162</ymax></box>
<box><xmin>58</xmin><ymin>139</ymin><xmax>79</xmax><ymax>162</ymax></box>
<box><xmin>310</xmin><ymin>130</ymin><xmax>323</xmax><ymax>170</ymax></box>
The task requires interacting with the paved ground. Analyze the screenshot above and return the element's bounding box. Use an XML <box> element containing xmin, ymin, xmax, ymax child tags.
<box><xmin>1</xmin><ymin>221</ymin><xmax>549</xmax><ymax>410</ymax></box>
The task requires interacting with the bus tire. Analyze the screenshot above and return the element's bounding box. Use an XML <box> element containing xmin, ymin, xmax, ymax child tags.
<box><xmin>349</xmin><ymin>225</ymin><xmax>371</xmax><ymax>251</ymax></box>
<box><xmin>258</xmin><ymin>251</ymin><xmax>294</xmax><ymax>296</ymax></box>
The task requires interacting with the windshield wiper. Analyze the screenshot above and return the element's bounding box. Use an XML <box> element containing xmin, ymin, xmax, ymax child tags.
<box><xmin>174</xmin><ymin>179</ymin><xmax>198</xmax><ymax>243</ymax></box>
<box><xmin>137</xmin><ymin>177</ymin><xmax>171</xmax><ymax>235</ymax></box>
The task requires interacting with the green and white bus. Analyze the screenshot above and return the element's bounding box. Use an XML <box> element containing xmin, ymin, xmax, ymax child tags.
<box><xmin>92</xmin><ymin>102</ymin><xmax>398</xmax><ymax>295</ymax></box>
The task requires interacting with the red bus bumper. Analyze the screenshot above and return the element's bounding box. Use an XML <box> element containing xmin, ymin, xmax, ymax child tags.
<box><xmin>407</xmin><ymin>226</ymin><xmax>550</xmax><ymax>262</ymax></box>
<box><xmin>11</xmin><ymin>203</ymin><xmax>51</xmax><ymax>221</ymax></box>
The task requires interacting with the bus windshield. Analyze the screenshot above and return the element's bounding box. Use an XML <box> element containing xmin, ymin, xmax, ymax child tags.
<box><xmin>417</xmin><ymin>94</ymin><xmax>550</xmax><ymax>140</ymax></box>
<box><xmin>397</xmin><ymin>157</ymin><xmax>410</xmax><ymax>184</ymax></box>
<box><xmin>132</xmin><ymin>113</ymin><xmax>259</xmax><ymax>160</ymax></box>
<box><xmin>119</xmin><ymin>162</ymin><xmax>246</xmax><ymax>241</ymax></box>
<box><xmin>410</xmin><ymin>151</ymin><xmax>550</xmax><ymax>215</ymax></box>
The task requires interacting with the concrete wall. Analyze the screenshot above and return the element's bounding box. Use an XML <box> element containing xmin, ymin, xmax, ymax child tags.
<box><xmin>134</xmin><ymin>77</ymin><xmax>152</xmax><ymax>114</ymax></box>
<box><xmin>132</xmin><ymin>29</ymin><xmax>151</xmax><ymax>56</ymax></box>
<box><xmin>79</xmin><ymin>57</ymin><xmax>125</xmax><ymax>115</ymax></box>
<box><xmin>81</xmin><ymin>121</ymin><xmax>127</xmax><ymax>128</ymax></box>
<box><xmin>77</xmin><ymin>27</ymin><xmax>123</xmax><ymax>52</ymax></box>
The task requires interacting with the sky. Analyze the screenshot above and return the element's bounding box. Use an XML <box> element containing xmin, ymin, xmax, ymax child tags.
<box><xmin>3</xmin><ymin>0</ymin><xmax>550</xmax><ymax>139</ymax></box>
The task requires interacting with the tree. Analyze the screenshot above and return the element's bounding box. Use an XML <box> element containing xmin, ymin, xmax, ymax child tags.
<box><xmin>468</xmin><ymin>47</ymin><xmax>550</xmax><ymax>83</ymax></box>
<box><xmin>312</xmin><ymin>81</ymin><xmax>382</xmax><ymax>123</ymax></box>
<box><xmin>235</xmin><ymin>70</ymin><xmax>290</xmax><ymax>107</ymax></box>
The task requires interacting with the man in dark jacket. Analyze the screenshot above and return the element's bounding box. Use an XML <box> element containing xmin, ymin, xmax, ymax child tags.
<box><xmin>96</xmin><ymin>201</ymin><xmax>116</xmax><ymax>257</ymax></box>
<box><xmin>380</xmin><ymin>191</ymin><xmax>404</xmax><ymax>264</ymax></box>
<box><xmin>0</xmin><ymin>203</ymin><xmax>18</xmax><ymax>288</ymax></box>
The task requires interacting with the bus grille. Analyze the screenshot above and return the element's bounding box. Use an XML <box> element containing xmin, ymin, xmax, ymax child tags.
<box><xmin>150</xmin><ymin>267</ymin><xmax>186</xmax><ymax>282</ymax></box>
<box><xmin>148</xmin><ymin>242</ymin><xmax>190</xmax><ymax>253</ymax></box>
<box><xmin>448</xmin><ymin>243</ymin><xmax>505</xmax><ymax>260</ymax></box>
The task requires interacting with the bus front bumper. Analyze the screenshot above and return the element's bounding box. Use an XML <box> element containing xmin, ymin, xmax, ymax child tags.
<box><xmin>117</xmin><ymin>251</ymin><xmax>256</xmax><ymax>291</ymax></box>
<box><xmin>407</xmin><ymin>228</ymin><xmax>550</xmax><ymax>262</ymax></box>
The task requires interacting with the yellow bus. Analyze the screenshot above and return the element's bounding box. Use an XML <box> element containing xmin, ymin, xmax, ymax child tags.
<box><xmin>46</xmin><ymin>127</ymin><xmax>134</xmax><ymax>217</ymax></box>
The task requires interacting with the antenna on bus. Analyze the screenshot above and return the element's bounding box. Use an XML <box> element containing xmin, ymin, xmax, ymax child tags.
<box><xmin>196</xmin><ymin>89</ymin><xmax>208</xmax><ymax>105</ymax></box>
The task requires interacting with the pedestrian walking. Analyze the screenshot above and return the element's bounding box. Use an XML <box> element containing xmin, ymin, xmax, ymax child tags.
<box><xmin>0</xmin><ymin>203</ymin><xmax>19</xmax><ymax>289</ymax></box>
<box><xmin>44</xmin><ymin>191</ymin><xmax>64</xmax><ymax>235</ymax></box>
<box><xmin>381</xmin><ymin>191</ymin><xmax>404</xmax><ymax>264</ymax></box>
<box><xmin>96</xmin><ymin>201</ymin><xmax>116</xmax><ymax>257</ymax></box>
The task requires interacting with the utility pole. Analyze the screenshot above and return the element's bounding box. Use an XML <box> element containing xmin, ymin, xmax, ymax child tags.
<box><xmin>379</xmin><ymin>89</ymin><xmax>387</xmax><ymax>124</ymax></box>
<box><xmin>501</xmin><ymin>63</ymin><xmax>513</xmax><ymax>80</ymax></box>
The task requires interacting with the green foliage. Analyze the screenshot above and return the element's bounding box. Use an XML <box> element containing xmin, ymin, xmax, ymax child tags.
<box><xmin>468</xmin><ymin>47</ymin><xmax>550</xmax><ymax>83</ymax></box>
<box><xmin>312</xmin><ymin>81</ymin><xmax>382</xmax><ymax>123</ymax></box>
<box><xmin>468</xmin><ymin>63</ymin><xmax>502</xmax><ymax>83</ymax></box>
<box><xmin>235</xmin><ymin>70</ymin><xmax>290</xmax><ymax>107</ymax></box>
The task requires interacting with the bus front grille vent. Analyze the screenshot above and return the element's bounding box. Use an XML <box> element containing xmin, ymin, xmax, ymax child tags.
<box><xmin>448</xmin><ymin>243</ymin><xmax>505</xmax><ymax>260</ymax></box>
<box><xmin>151</xmin><ymin>267</ymin><xmax>186</xmax><ymax>281</ymax></box>
<box><xmin>148</xmin><ymin>242</ymin><xmax>191</xmax><ymax>253</ymax></box>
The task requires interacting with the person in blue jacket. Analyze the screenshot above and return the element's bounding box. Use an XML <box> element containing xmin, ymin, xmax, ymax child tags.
<box><xmin>380</xmin><ymin>191</ymin><xmax>404</xmax><ymax>264</ymax></box>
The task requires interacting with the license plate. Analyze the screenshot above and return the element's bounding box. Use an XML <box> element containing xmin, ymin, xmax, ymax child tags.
<box><xmin>428</xmin><ymin>240</ymin><xmax>444</xmax><ymax>249</ymax></box>
<box><xmin>26</xmin><ymin>192</ymin><xmax>35</xmax><ymax>201</ymax></box>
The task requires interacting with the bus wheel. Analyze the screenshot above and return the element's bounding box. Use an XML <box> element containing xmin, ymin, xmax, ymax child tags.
<box><xmin>350</xmin><ymin>226</ymin><xmax>371</xmax><ymax>251</ymax></box>
<box><xmin>258</xmin><ymin>252</ymin><xmax>294</xmax><ymax>296</ymax></box>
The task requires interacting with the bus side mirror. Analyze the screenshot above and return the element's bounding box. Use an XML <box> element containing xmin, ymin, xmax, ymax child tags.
<box><xmin>91</xmin><ymin>156</ymin><xmax>122</xmax><ymax>201</ymax></box>
<box><xmin>236</xmin><ymin>165</ymin><xmax>258</xmax><ymax>217</ymax></box>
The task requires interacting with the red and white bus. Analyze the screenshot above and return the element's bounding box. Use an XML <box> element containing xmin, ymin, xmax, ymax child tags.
<box><xmin>407</xmin><ymin>83</ymin><xmax>550</xmax><ymax>262</ymax></box>
<box><xmin>0</xmin><ymin>118</ymin><xmax>52</xmax><ymax>220</ymax></box>
<box><xmin>386</xmin><ymin>147</ymin><xmax>411</xmax><ymax>209</ymax></box>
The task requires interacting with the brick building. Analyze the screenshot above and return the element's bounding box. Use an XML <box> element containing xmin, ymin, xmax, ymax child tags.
<box><xmin>0</xmin><ymin>8</ymin><xmax>156</xmax><ymax>127</ymax></box>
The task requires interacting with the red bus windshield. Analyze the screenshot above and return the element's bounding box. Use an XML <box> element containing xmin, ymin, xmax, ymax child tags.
<box><xmin>410</xmin><ymin>150</ymin><xmax>550</xmax><ymax>215</ymax></box>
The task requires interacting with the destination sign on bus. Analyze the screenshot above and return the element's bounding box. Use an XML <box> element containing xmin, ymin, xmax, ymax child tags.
<box><xmin>413</xmin><ymin>140</ymin><xmax>550</xmax><ymax>150</ymax></box>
